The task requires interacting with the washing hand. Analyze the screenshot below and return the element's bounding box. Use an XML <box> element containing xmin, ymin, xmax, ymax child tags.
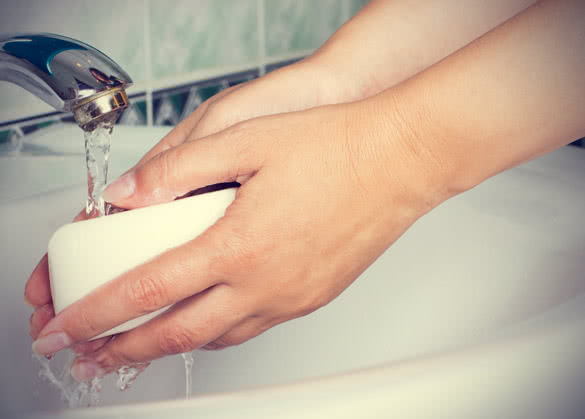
<box><xmin>23</xmin><ymin>59</ymin><xmax>343</xmax><ymax>356</ymax></box>
<box><xmin>26</xmin><ymin>92</ymin><xmax>445</xmax><ymax>380</ymax></box>
<box><xmin>24</xmin><ymin>47</ymin><xmax>396</xmax><ymax>373</ymax></box>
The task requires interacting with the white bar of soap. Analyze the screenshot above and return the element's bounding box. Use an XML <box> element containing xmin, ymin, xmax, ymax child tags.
<box><xmin>48</xmin><ymin>187</ymin><xmax>236</xmax><ymax>339</ymax></box>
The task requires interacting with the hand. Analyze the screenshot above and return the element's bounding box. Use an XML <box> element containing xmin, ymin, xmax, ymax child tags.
<box><xmin>28</xmin><ymin>94</ymin><xmax>447</xmax><ymax>382</ymax></box>
<box><xmin>25</xmin><ymin>59</ymin><xmax>370</xmax><ymax>362</ymax></box>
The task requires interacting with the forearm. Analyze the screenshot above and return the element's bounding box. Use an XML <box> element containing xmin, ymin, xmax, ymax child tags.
<box><xmin>307</xmin><ymin>0</ymin><xmax>536</xmax><ymax>102</ymax></box>
<box><xmin>371</xmin><ymin>0</ymin><xmax>585</xmax><ymax>200</ymax></box>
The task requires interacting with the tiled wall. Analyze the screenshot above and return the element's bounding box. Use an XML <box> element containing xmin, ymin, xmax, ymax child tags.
<box><xmin>0</xmin><ymin>0</ymin><xmax>368</xmax><ymax>136</ymax></box>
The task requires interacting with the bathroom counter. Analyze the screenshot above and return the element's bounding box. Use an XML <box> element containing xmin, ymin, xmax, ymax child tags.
<box><xmin>1</xmin><ymin>125</ymin><xmax>584</xmax><ymax>418</ymax></box>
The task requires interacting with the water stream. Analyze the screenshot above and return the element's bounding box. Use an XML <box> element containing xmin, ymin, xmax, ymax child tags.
<box><xmin>181</xmin><ymin>352</ymin><xmax>195</xmax><ymax>399</ymax></box>
<box><xmin>84</xmin><ymin>121</ymin><xmax>114</xmax><ymax>217</ymax></box>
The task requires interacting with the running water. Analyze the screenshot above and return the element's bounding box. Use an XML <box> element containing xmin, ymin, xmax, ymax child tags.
<box><xmin>84</xmin><ymin>121</ymin><xmax>114</xmax><ymax>218</ymax></box>
<box><xmin>116</xmin><ymin>365</ymin><xmax>148</xmax><ymax>391</ymax></box>
<box><xmin>181</xmin><ymin>352</ymin><xmax>195</xmax><ymax>399</ymax></box>
<box><xmin>34</xmin><ymin>352</ymin><xmax>102</xmax><ymax>408</ymax></box>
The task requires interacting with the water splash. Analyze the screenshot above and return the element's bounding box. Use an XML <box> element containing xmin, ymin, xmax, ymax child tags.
<box><xmin>84</xmin><ymin>121</ymin><xmax>114</xmax><ymax>217</ymax></box>
<box><xmin>116</xmin><ymin>365</ymin><xmax>148</xmax><ymax>391</ymax></box>
<box><xmin>34</xmin><ymin>352</ymin><xmax>102</xmax><ymax>408</ymax></box>
<box><xmin>181</xmin><ymin>352</ymin><xmax>195</xmax><ymax>399</ymax></box>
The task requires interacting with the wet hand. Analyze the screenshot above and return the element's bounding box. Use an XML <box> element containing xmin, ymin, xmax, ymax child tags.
<box><xmin>25</xmin><ymin>59</ymin><xmax>348</xmax><ymax>354</ymax></box>
<box><xmin>29</xmin><ymin>94</ymin><xmax>447</xmax><ymax>382</ymax></box>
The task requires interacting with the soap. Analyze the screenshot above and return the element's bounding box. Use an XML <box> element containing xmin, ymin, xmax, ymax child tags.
<box><xmin>48</xmin><ymin>187</ymin><xmax>236</xmax><ymax>339</ymax></box>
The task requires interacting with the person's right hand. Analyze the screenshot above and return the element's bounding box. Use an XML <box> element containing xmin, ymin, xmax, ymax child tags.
<box><xmin>25</xmin><ymin>57</ymin><xmax>360</xmax><ymax>356</ymax></box>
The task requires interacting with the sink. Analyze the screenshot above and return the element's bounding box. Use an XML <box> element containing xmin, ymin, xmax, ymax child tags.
<box><xmin>1</xmin><ymin>125</ymin><xmax>584</xmax><ymax>418</ymax></box>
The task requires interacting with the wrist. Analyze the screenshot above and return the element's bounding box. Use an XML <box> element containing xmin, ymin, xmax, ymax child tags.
<box><xmin>351</xmin><ymin>88</ymin><xmax>458</xmax><ymax>218</ymax></box>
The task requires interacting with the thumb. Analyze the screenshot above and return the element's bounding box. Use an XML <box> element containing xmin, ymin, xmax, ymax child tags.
<box><xmin>102</xmin><ymin>121</ymin><xmax>264</xmax><ymax>209</ymax></box>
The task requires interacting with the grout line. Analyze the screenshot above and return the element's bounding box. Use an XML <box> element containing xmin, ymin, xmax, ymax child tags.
<box><xmin>143</xmin><ymin>0</ymin><xmax>154</xmax><ymax>127</ymax></box>
<box><xmin>257</xmin><ymin>0</ymin><xmax>267</xmax><ymax>76</ymax></box>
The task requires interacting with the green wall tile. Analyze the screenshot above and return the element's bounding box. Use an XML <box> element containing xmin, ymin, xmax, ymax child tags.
<box><xmin>149</xmin><ymin>0</ymin><xmax>258</xmax><ymax>79</ymax></box>
<box><xmin>265</xmin><ymin>0</ymin><xmax>346</xmax><ymax>57</ymax></box>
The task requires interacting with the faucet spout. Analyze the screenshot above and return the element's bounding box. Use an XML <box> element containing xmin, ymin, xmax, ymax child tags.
<box><xmin>0</xmin><ymin>33</ymin><xmax>132</xmax><ymax>131</ymax></box>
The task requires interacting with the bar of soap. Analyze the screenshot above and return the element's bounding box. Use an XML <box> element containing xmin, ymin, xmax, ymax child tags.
<box><xmin>48</xmin><ymin>187</ymin><xmax>236</xmax><ymax>339</ymax></box>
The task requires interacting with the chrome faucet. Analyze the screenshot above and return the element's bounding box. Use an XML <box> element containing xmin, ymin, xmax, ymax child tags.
<box><xmin>0</xmin><ymin>33</ymin><xmax>132</xmax><ymax>131</ymax></box>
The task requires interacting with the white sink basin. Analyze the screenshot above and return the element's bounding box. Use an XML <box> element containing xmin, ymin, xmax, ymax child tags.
<box><xmin>1</xmin><ymin>125</ymin><xmax>584</xmax><ymax>418</ymax></box>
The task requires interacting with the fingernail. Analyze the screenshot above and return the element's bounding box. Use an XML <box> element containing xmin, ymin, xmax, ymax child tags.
<box><xmin>102</xmin><ymin>172</ymin><xmax>136</xmax><ymax>203</ymax></box>
<box><xmin>32</xmin><ymin>332</ymin><xmax>71</xmax><ymax>356</ymax></box>
<box><xmin>71</xmin><ymin>361</ymin><xmax>104</xmax><ymax>382</ymax></box>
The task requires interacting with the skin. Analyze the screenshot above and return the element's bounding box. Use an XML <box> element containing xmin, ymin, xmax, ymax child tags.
<box><xmin>25</xmin><ymin>0</ymin><xmax>584</xmax><ymax>382</ymax></box>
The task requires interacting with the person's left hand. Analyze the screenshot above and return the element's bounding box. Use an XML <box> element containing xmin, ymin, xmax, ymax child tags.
<box><xmin>28</xmin><ymin>95</ymin><xmax>448</xmax><ymax>382</ymax></box>
<box><xmin>26</xmin><ymin>58</ymin><xmax>352</xmax><ymax>358</ymax></box>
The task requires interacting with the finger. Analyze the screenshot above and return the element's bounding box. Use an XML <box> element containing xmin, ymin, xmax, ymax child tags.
<box><xmin>29</xmin><ymin>303</ymin><xmax>55</xmax><ymax>339</ymax></box>
<box><xmin>71</xmin><ymin>336</ymin><xmax>111</xmax><ymax>355</ymax></box>
<box><xmin>25</xmin><ymin>254</ymin><xmax>51</xmax><ymax>308</ymax></box>
<box><xmin>70</xmin><ymin>284</ymin><xmax>242</xmax><ymax>380</ymax></box>
<box><xmin>132</xmin><ymin>85</ymin><xmax>242</xmax><ymax>170</ymax></box>
<box><xmin>102</xmin><ymin>121</ymin><xmax>266</xmax><ymax>208</ymax></box>
<box><xmin>32</xmin><ymin>222</ymin><xmax>228</xmax><ymax>355</ymax></box>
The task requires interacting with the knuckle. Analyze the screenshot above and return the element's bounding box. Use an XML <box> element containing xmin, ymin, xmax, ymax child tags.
<box><xmin>126</xmin><ymin>275</ymin><xmax>169</xmax><ymax>314</ymax></box>
<box><xmin>158</xmin><ymin>325</ymin><xmax>198</xmax><ymax>355</ymax></box>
